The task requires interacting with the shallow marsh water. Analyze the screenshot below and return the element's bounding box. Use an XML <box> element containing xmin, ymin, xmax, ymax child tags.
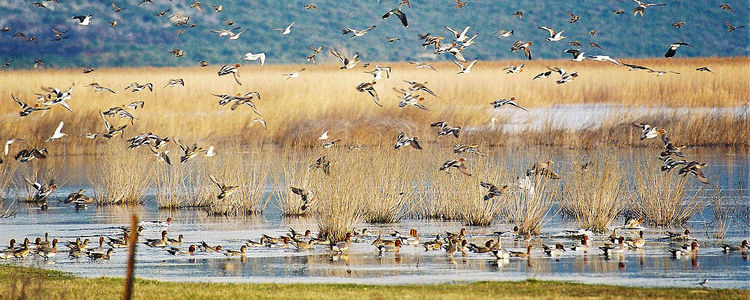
<box><xmin>0</xmin><ymin>147</ymin><xmax>748</xmax><ymax>289</ymax></box>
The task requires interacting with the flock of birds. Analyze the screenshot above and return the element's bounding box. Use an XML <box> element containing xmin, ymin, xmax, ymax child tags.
<box><xmin>0</xmin><ymin>0</ymin><xmax>721</xmax><ymax>214</ymax></box>
<box><xmin>0</xmin><ymin>1</ymin><xmax>745</xmax><ymax>291</ymax></box>
<box><xmin>2</xmin><ymin>217</ymin><xmax>749</xmax><ymax>290</ymax></box>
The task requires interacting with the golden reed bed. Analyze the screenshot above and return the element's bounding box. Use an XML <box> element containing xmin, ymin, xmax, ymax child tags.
<box><xmin>0</xmin><ymin>57</ymin><xmax>747</xmax><ymax>153</ymax></box>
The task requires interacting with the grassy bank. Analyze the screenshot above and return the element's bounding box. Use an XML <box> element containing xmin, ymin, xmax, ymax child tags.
<box><xmin>1</xmin><ymin>265</ymin><xmax>746</xmax><ymax>300</ymax></box>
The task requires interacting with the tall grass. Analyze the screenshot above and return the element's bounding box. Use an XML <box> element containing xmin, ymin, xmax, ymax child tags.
<box><xmin>275</xmin><ymin>150</ymin><xmax>316</xmax><ymax>216</ymax></box>
<box><xmin>204</xmin><ymin>148</ymin><xmax>272</xmax><ymax>216</ymax></box>
<box><xmin>561</xmin><ymin>153</ymin><xmax>626</xmax><ymax>233</ymax></box>
<box><xmin>154</xmin><ymin>160</ymin><xmax>213</xmax><ymax>209</ymax></box>
<box><xmin>502</xmin><ymin>175</ymin><xmax>560</xmax><ymax>235</ymax></box>
<box><xmin>12</xmin><ymin>158</ymin><xmax>66</xmax><ymax>203</ymax></box>
<box><xmin>89</xmin><ymin>144</ymin><xmax>153</xmax><ymax>205</ymax></box>
<box><xmin>628</xmin><ymin>160</ymin><xmax>704</xmax><ymax>227</ymax></box>
<box><xmin>311</xmin><ymin>176</ymin><xmax>365</xmax><ymax>243</ymax></box>
<box><xmin>706</xmin><ymin>185</ymin><xmax>731</xmax><ymax>239</ymax></box>
<box><xmin>0</xmin><ymin>160</ymin><xmax>18</xmax><ymax>217</ymax></box>
<box><xmin>732</xmin><ymin>184</ymin><xmax>750</xmax><ymax>228</ymax></box>
<box><xmin>0</xmin><ymin>57</ymin><xmax>746</xmax><ymax>155</ymax></box>
<box><xmin>355</xmin><ymin>151</ymin><xmax>414</xmax><ymax>223</ymax></box>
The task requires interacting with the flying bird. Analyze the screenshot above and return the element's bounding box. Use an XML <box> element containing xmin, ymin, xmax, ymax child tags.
<box><xmin>209</xmin><ymin>175</ymin><xmax>239</xmax><ymax>199</ymax></box>
<box><xmin>46</xmin><ymin>121</ymin><xmax>67</xmax><ymax>142</ymax></box>
<box><xmin>382</xmin><ymin>4</ymin><xmax>408</xmax><ymax>27</ymax></box>
<box><xmin>218</xmin><ymin>64</ymin><xmax>242</xmax><ymax>85</ymax></box>
<box><xmin>394</xmin><ymin>132</ymin><xmax>422</xmax><ymax>150</ymax></box>
<box><xmin>453</xmin><ymin>59</ymin><xmax>477</xmax><ymax>74</ymax></box>
<box><xmin>565</xmin><ymin>49</ymin><xmax>586</xmax><ymax>61</ymax></box>
<box><xmin>356</xmin><ymin>82</ymin><xmax>382</xmax><ymax>106</ymax></box>
<box><xmin>725</xmin><ymin>21</ymin><xmax>744</xmax><ymax>32</ymax></box>
<box><xmin>491</xmin><ymin>97</ymin><xmax>527</xmax><ymax>111</ymax></box>
<box><xmin>664</xmin><ymin>42</ymin><xmax>691</xmax><ymax>58</ymax></box>
<box><xmin>480</xmin><ymin>182</ymin><xmax>508</xmax><ymax>200</ymax></box>
<box><xmin>511</xmin><ymin>41</ymin><xmax>533</xmax><ymax>60</ymax></box>
<box><xmin>330</xmin><ymin>48</ymin><xmax>360</xmax><ymax>69</ymax></box>
<box><xmin>242</xmin><ymin>52</ymin><xmax>266</xmax><ymax>66</ymax></box>
<box><xmin>588</xmin><ymin>55</ymin><xmax>620</xmax><ymax>65</ymax></box>
<box><xmin>341</xmin><ymin>25</ymin><xmax>377</xmax><ymax>38</ymax></box>
<box><xmin>273</xmin><ymin>21</ymin><xmax>295</xmax><ymax>35</ymax></box>
<box><xmin>72</xmin><ymin>15</ymin><xmax>92</xmax><ymax>26</ymax></box>
<box><xmin>568</xmin><ymin>11</ymin><xmax>579</xmax><ymax>23</ymax></box>
<box><xmin>538</xmin><ymin>26</ymin><xmax>565</xmax><ymax>41</ymax></box>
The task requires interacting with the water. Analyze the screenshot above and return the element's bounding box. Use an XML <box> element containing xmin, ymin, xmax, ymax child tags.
<box><xmin>1</xmin><ymin>148</ymin><xmax>748</xmax><ymax>289</ymax></box>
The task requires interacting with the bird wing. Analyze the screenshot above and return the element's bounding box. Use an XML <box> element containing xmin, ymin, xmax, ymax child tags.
<box><xmin>395</xmin><ymin>10</ymin><xmax>408</xmax><ymax>27</ymax></box>
<box><xmin>480</xmin><ymin>182</ymin><xmax>496</xmax><ymax>190</ymax></box>
<box><xmin>523</xmin><ymin>47</ymin><xmax>532</xmax><ymax>60</ymax></box>
<box><xmin>538</xmin><ymin>26</ymin><xmax>555</xmax><ymax>37</ymax></box>
<box><xmin>24</xmin><ymin>177</ymin><xmax>42</xmax><ymax>190</ymax></box>
<box><xmin>329</xmin><ymin>48</ymin><xmax>345</xmax><ymax>64</ymax></box>
<box><xmin>12</xmin><ymin>94</ymin><xmax>26</xmax><ymax>108</ymax></box>
<box><xmin>452</xmin><ymin>51</ymin><xmax>466</xmax><ymax>62</ymax></box>
<box><xmin>452</xmin><ymin>59</ymin><xmax>463</xmax><ymax>70</ymax></box>
<box><xmin>410</xmin><ymin>137</ymin><xmax>422</xmax><ymax>149</ymax></box>
<box><xmin>209</xmin><ymin>175</ymin><xmax>223</xmax><ymax>189</ymax></box>
<box><xmin>444</xmin><ymin>26</ymin><xmax>459</xmax><ymax>37</ymax></box>
<box><xmin>174</xmin><ymin>138</ymin><xmax>188</xmax><ymax>153</ymax></box>
<box><xmin>99</xmin><ymin>111</ymin><xmax>112</xmax><ymax>131</ymax></box>
<box><xmin>694</xmin><ymin>169</ymin><xmax>709</xmax><ymax>184</ymax></box>
<box><xmin>53</xmin><ymin>121</ymin><xmax>64</xmax><ymax>136</ymax></box>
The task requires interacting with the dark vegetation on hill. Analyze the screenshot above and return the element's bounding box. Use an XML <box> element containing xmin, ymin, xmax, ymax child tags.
<box><xmin>0</xmin><ymin>0</ymin><xmax>747</xmax><ymax>68</ymax></box>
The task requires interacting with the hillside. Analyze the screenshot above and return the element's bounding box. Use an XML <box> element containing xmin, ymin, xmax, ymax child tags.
<box><xmin>0</xmin><ymin>0</ymin><xmax>747</xmax><ymax>68</ymax></box>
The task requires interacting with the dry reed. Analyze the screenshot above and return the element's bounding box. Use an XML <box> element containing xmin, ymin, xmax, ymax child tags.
<box><xmin>153</xmin><ymin>160</ymin><xmax>213</xmax><ymax>209</ymax></box>
<box><xmin>353</xmin><ymin>151</ymin><xmax>414</xmax><ymax>223</ymax></box>
<box><xmin>203</xmin><ymin>148</ymin><xmax>272</xmax><ymax>216</ymax></box>
<box><xmin>275</xmin><ymin>150</ymin><xmax>317</xmax><ymax>216</ymax></box>
<box><xmin>502</xmin><ymin>174</ymin><xmax>560</xmax><ymax>235</ymax></box>
<box><xmin>0</xmin><ymin>57</ymin><xmax>746</xmax><ymax>155</ymax></box>
<box><xmin>706</xmin><ymin>185</ymin><xmax>731</xmax><ymax>239</ymax></box>
<box><xmin>89</xmin><ymin>143</ymin><xmax>153</xmax><ymax>205</ymax></box>
<box><xmin>628</xmin><ymin>159</ymin><xmax>705</xmax><ymax>227</ymax></box>
<box><xmin>561</xmin><ymin>152</ymin><xmax>626</xmax><ymax>233</ymax></box>
<box><xmin>0</xmin><ymin>161</ymin><xmax>18</xmax><ymax>217</ymax></box>
<box><xmin>12</xmin><ymin>158</ymin><xmax>66</xmax><ymax>203</ymax></box>
<box><xmin>311</xmin><ymin>176</ymin><xmax>366</xmax><ymax>243</ymax></box>
<box><xmin>732</xmin><ymin>184</ymin><xmax>750</xmax><ymax>228</ymax></box>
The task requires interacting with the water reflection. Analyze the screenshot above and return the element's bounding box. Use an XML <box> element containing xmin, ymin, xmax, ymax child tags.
<box><xmin>0</xmin><ymin>149</ymin><xmax>748</xmax><ymax>288</ymax></box>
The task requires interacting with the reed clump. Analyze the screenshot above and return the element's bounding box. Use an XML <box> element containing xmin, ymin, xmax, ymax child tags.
<box><xmin>732</xmin><ymin>184</ymin><xmax>750</xmax><ymax>228</ymax></box>
<box><xmin>275</xmin><ymin>149</ymin><xmax>318</xmax><ymax>216</ymax></box>
<box><xmin>354</xmin><ymin>151</ymin><xmax>414</xmax><ymax>223</ymax></box>
<box><xmin>204</xmin><ymin>148</ymin><xmax>272</xmax><ymax>216</ymax></box>
<box><xmin>311</xmin><ymin>176</ymin><xmax>366</xmax><ymax>243</ymax></box>
<box><xmin>0</xmin><ymin>160</ymin><xmax>16</xmax><ymax>194</ymax></box>
<box><xmin>502</xmin><ymin>174</ymin><xmax>560</xmax><ymax>235</ymax></box>
<box><xmin>89</xmin><ymin>144</ymin><xmax>153</xmax><ymax>205</ymax></box>
<box><xmin>12</xmin><ymin>158</ymin><xmax>66</xmax><ymax>203</ymax></box>
<box><xmin>628</xmin><ymin>160</ymin><xmax>704</xmax><ymax>227</ymax></box>
<box><xmin>154</xmin><ymin>160</ymin><xmax>214</xmax><ymax>209</ymax></box>
<box><xmin>706</xmin><ymin>185</ymin><xmax>731</xmax><ymax>239</ymax></box>
<box><xmin>0</xmin><ymin>161</ymin><xmax>19</xmax><ymax>217</ymax></box>
<box><xmin>410</xmin><ymin>151</ymin><xmax>509</xmax><ymax>226</ymax></box>
<box><xmin>561</xmin><ymin>153</ymin><xmax>626</xmax><ymax>233</ymax></box>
